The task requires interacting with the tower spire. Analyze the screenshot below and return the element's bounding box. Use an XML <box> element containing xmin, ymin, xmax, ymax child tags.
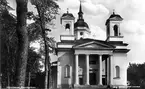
<box><xmin>78</xmin><ymin>0</ymin><xmax>83</xmax><ymax>20</ymax></box>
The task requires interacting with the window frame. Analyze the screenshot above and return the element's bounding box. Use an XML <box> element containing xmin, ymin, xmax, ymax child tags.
<box><xmin>65</xmin><ymin>23</ymin><xmax>70</xmax><ymax>29</ymax></box>
<box><xmin>115</xmin><ymin>65</ymin><xmax>120</xmax><ymax>79</ymax></box>
<box><xmin>113</xmin><ymin>25</ymin><xmax>118</xmax><ymax>36</ymax></box>
<box><xmin>64</xmin><ymin>65</ymin><xmax>70</xmax><ymax>78</ymax></box>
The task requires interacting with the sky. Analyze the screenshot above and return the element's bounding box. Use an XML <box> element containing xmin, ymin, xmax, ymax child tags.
<box><xmin>7</xmin><ymin>0</ymin><xmax>145</xmax><ymax>63</ymax></box>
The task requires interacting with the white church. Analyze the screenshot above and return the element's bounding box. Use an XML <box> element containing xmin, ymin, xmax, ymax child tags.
<box><xmin>51</xmin><ymin>2</ymin><xmax>130</xmax><ymax>89</ymax></box>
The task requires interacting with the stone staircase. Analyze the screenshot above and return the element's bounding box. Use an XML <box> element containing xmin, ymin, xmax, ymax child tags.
<box><xmin>61</xmin><ymin>85</ymin><xmax>130</xmax><ymax>89</ymax></box>
<box><xmin>73</xmin><ymin>85</ymin><xmax>107</xmax><ymax>89</ymax></box>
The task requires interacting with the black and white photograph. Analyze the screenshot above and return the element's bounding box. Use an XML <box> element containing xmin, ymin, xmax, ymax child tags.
<box><xmin>1</xmin><ymin>0</ymin><xmax>145</xmax><ymax>89</ymax></box>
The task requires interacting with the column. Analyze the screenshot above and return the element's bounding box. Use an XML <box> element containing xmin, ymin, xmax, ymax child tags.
<box><xmin>105</xmin><ymin>58</ymin><xmax>107</xmax><ymax>85</ymax></box>
<box><xmin>75</xmin><ymin>54</ymin><xmax>79</xmax><ymax>85</ymax></box>
<box><xmin>98</xmin><ymin>54</ymin><xmax>102</xmax><ymax>85</ymax></box>
<box><xmin>85</xmin><ymin>54</ymin><xmax>90</xmax><ymax>85</ymax></box>
<box><xmin>57</xmin><ymin>62</ymin><xmax>61</xmax><ymax>88</ymax></box>
<box><xmin>109</xmin><ymin>55</ymin><xmax>113</xmax><ymax>85</ymax></box>
<box><xmin>107</xmin><ymin>56</ymin><xmax>110</xmax><ymax>85</ymax></box>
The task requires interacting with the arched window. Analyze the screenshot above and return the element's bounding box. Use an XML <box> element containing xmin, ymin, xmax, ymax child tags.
<box><xmin>114</xmin><ymin>25</ymin><xmax>118</xmax><ymax>36</ymax></box>
<box><xmin>115</xmin><ymin>66</ymin><xmax>120</xmax><ymax>78</ymax></box>
<box><xmin>65</xmin><ymin>23</ymin><xmax>70</xmax><ymax>29</ymax></box>
<box><xmin>64</xmin><ymin>65</ymin><xmax>70</xmax><ymax>78</ymax></box>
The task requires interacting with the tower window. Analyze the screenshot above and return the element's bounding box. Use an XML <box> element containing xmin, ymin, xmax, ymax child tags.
<box><xmin>115</xmin><ymin>66</ymin><xmax>120</xmax><ymax>78</ymax></box>
<box><xmin>80</xmin><ymin>32</ymin><xmax>84</xmax><ymax>35</ymax></box>
<box><xmin>65</xmin><ymin>23</ymin><xmax>70</xmax><ymax>29</ymax></box>
<box><xmin>64</xmin><ymin>65</ymin><xmax>70</xmax><ymax>78</ymax></box>
<box><xmin>114</xmin><ymin>25</ymin><xmax>118</xmax><ymax>36</ymax></box>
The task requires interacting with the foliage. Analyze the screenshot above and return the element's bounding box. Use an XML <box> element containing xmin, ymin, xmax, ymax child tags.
<box><xmin>29</xmin><ymin>0</ymin><xmax>59</xmax><ymax>88</ymax></box>
<box><xmin>28</xmin><ymin>0</ymin><xmax>59</xmax><ymax>55</ymax></box>
<box><xmin>1</xmin><ymin>5</ymin><xmax>17</xmax><ymax>87</ymax></box>
<box><xmin>0</xmin><ymin>2</ymin><xmax>42</xmax><ymax>87</ymax></box>
<box><xmin>25</xmin><ymin>48</ymin><xmax>42</xmax><ymax>86</ymax></box>
<box><xmin>0</xmin><ymin>0</ymin><xmax>13</xmax><ymax>14</ymax></box>
<box><xmin>1</xmin><ymin>10</ymin><xmax>42</xmax><ymax>86</ymax></box>
<box><xmin>127</xmin><ymin>63</ymin><xmax>145</xmax><ymax>86</ymax></box>
<box><xmin>27</xmin><ymin>22</ymin><xmax>42</xmax><ymax>42</ymax></box>
<box><xmin>27</xmin><ymin>48</ymin><xmax>42</xmax><ymax>73</ymax></box>
<box><xmin>27</xmin><ymin>21</ymin><xmax>57</xmax><ymax>53</ymax></box>
<box><xmin>30</xmin><ymin>0</ymin><xmax>59</xmax><ymax>22</ymax></box>
<box><xmin>1</xmin><ymin>0</ymin><xmax>59</xmax><ymax>87</ymax></box>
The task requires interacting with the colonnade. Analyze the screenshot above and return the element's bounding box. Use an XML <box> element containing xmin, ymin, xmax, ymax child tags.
<box><xmin>74</xmin><ymin>54</ymin><xmax>106</xmax><ymax>85</ymax></box>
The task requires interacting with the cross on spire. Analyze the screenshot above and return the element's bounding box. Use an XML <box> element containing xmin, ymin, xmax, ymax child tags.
<box><xmin>113</xmin><ymin>9</ymin><xmax>115</xmax><ymax>14</ymax></box>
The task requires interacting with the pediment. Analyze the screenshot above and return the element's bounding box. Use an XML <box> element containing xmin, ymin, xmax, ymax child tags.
<box><xmin>73</xmin><ymin>41</ymin><xmax>114</xmax><ymax>49</ymax></box>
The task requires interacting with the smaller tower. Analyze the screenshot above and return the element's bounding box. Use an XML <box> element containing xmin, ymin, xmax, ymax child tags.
<box><xmin>60</xmin><ymin>9</ymin><xmax>75</xmax><ymax>41</ymax></box>
<box><xmin>74</xmin><ymin>2</ymin><xmax>90</xmax><ymax>40</ymax></box>
<box><xmin>105</xmin><ymin>10</ymin><xmax>123</xmax><ymax>42</ymax></box>
<box><xmin>61</xmin><ymin>8</ymin><xmax>75</xmax><ymax>35</ymax></box>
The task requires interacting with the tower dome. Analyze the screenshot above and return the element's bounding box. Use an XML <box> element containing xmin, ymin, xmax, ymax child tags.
<box><xmin>105</xmin><ymin>11</ymin><xmax>123</xmax><ymax>25</ymax></box>
<box><xmin>74</xmin><ymin>19</ymin><xmax>89</xmax><ymax>29</ymax></box>
<box><xmin>61</xmin><ymin>9</ymin><xmax>75</xmax><ymax>24</ymax></box>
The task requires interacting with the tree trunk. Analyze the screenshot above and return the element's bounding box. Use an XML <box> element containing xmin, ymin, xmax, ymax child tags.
<box><xmin>28</xmin><ymin>72</ymin><xmax>31</xmax><ymax>87</ymax></box>
<box><xmin>45</xmin><ymin>56</ymin><xmax>49</xmax><ymax>89</ymax></box>
<box><xmin>15</xmin><ymin>0</ymin><xmax>28</xmax><ymax>87</ymax></box>
<box><xmin>41</xmin><ymin>18</ymin><xmax>50</xmax><ymax>89</ymax></box>
<box><xmin>41</xmin><ymin>19</ymin><xmax>49</xmax><ymax>89</ymax></box>
<box><xmin>36</xmin><ymin>6</ymin><xmax>50</xmax><ymax>89</ymax></box>
<box><xmin>0</xmin><ymin>14</ymin><xmax>2</xmax><ymax>89</ymax></box>
<box><xmin>7</xmin><ymin>72</ymin><xmax>10</xmax><ymax>87</ymax></box>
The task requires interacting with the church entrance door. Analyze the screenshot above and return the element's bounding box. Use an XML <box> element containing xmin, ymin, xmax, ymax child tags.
<box><xmin>89</xmin><ymin>69</ymin><xmax>97</xmax><ymax>85</ymax></box>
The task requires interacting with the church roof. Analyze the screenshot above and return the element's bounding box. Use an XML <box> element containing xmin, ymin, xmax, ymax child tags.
<box><xmin>57</xmin><ymin>38</ymin><xmax>115</xmax><ymax>48</ymax></box>
<box><xmin>57</xmin><ymin>38</ymin><xmax>130</xmax><ymax>53</ymax></box>
<box><xmin>105</xmin><ymin>11</ymin><xmax>123</xmax><ymax>25</ymax></box>
<box><xmin>61</xmin><ymin>13</ymin><xmax>74</xmax><ymax>19</ymax></box>
<box><xmin>61</xmin><ymin>10</ymin><xmax>75</xmax><ymax>24</ymax></box>
<box><xmin>61</xmin><ymin>11</ymin><xmax>75</xmax><ymax>20</ymax></box>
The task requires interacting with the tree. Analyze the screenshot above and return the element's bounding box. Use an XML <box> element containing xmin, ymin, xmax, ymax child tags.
<box><xmin>0</xmin><ymin>0</ymin><xmax>17</xmax><ymax>87</ymax></box>
<box><xmin>1</xmin><ymin>0</ymin><xmax>58</xmax><ymax>87</ymax></box>
<box><xmin>0</xmin><ymin>0</ymin><xmax>14</xmax><ymax>88</ymax></box>
<box><xmin>25</xmin><ymin>48</ymin><xmax>42</xmax><ymax>87</ymax></box>
<box><xmin>15</xmin><ymin>0</ymin><xmax>28</xmax><ymax>87</ymax></box>
<box><xmin>127</xmin><ymin>63</ymin><xmax>145</xmax><ymax>86</ymax></box>
<box><xmin>0</xmin><ymin>8</ymin><xmax>44</xmax><ymax>88</ymax></box>
<box><xmin>30</xmin><ymin>0</ymin><xmax>59</xmax><ymax>89</ymax></box>
<box><xmin>1</xmin><ymin>11</ymin><xmax>17</xmax><ymax>87</ymax></box>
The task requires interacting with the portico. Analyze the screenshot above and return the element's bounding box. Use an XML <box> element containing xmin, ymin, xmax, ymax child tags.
<box><xmin>74</xmin><ymin>49</ymin><xmax>113</xmax><ymax>86</ymax></box>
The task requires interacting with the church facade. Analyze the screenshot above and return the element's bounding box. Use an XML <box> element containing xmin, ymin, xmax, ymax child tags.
<box><xmin>51</xmin><ymin>3</ymin><xmax>130</xmax><ymax>89</ymax></box>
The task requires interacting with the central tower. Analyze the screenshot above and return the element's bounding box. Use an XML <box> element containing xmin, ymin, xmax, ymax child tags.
<box><xmin>74</xmin><ymin>2</ymin><xmax>90</xmax><ymax>40</ymax></box>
